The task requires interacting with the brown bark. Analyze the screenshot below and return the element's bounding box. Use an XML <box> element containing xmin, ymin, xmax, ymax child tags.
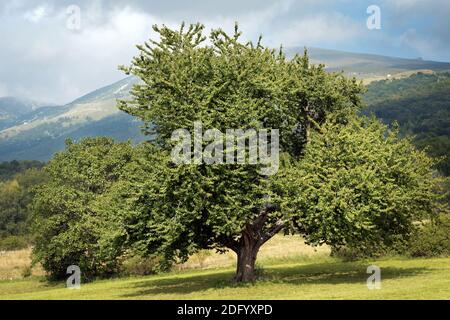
<box><xmin>233</xmin><ymin>207</ymin><xmax>286</xmax><ymax>282</ymax></box>
<box><xmin>234</xmin><ymin>230</ymin><xmax>260</xmax><ymax>282</ymax></box>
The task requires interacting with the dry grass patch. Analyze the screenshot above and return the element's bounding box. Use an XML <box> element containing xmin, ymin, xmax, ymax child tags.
<box><xmin>0</xmin><ymin>248</ymin><xmax>45</xmax><ymax>280</ymax></box>
<box><xmin>176</xmin><ymin>235</ymin><xmax>330</xmax><ymax>270</ymax></box>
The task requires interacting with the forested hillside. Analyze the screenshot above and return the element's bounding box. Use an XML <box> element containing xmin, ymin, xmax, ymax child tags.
<box><xmin>364</xmin><ymin>72</ymin><xmax>450</xmax><ymax>175</ymax></box>
<box><xmin>0</xmin><ymin>160</ymin><xmax>45</xmax><ymax>182</ymax></box>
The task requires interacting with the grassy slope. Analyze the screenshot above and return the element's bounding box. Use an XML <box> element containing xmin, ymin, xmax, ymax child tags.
<box><xmin>0</xmin><ymin>236</ymin><xmax>449</xmax><ymax>300</ymax></box>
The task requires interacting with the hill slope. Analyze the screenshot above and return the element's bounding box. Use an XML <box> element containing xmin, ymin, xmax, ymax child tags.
<box><xmin>364</xmin><ymin>71</ymin><xmax>450</xmax><ymax>175</ymax></box>
<box><xmin>287</xmin><ymin>47</ymin><xmax>450</xmax><ymax>81</ymax></box>
<box><xmin>0</xmin><ymin>77</ymin><xmax>144</xmax><ymax>161</ymax></box>
<box><xmin>0</xmin><ymin>97</ymin><xmax>54</xmax><ymax>131</ymax></box>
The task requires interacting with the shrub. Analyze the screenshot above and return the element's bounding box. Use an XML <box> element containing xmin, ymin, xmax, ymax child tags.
<box><xmin>254</xmin><ymin>263</ymin><xmax>266</xmax><ymax>280</ymax></box>
<box><xmin>330</xmin><ymin>238</ymin><xmax>408</xmax><ymax>261</ymax></box>
<box><xmin>120</xmin><ymin>254</ymin><xmax>160</xmax><ymax>276</ymax></box>
<box><xmin>409</xmin><ymin>214</ymin><xmax>450</xmax><ymax>257</ymax></box>
<box><xmin>331</xmin><ymin>214</ymin><xmax>450</xmax><ymax>260</ymax></box>
<box><xmin>192</xmin><ymin>250</ymin><xmax>213</xmax><ymax>269</ymax></box>
<box><xmin>21</xmin><ymin>265</ymin><xmax>32</xmax><ymax>278</ymax></box>
<box><xmin>31</xmin><ymin>138</ymin><xmax>136</xmax><ymax>279</ymax></box>
<box><xmin>0</xmin><ymin>235</ymin><xmax>28</xmax><ymax>251</ymax></box>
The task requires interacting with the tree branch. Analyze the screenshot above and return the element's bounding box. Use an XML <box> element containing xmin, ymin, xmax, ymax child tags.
<box><xmin>258</xmin><ymin>220</ymin><xmax>286</xmax><ymax>247</ymax></box>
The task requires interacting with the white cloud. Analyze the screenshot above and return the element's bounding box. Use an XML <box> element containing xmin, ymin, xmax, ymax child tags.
<box><xmin>1</xmin><ymin>6</ymin><xmax>161</xmax><ymax>103</ymax></box>
<box><xmin>23</xmin><ymin>5</ymin><xmax>51</xmax><ymax>23</ymax></box>
<box><xmin>270</xmin><ymin>13</ymin><xmax>363</xmax><ymax>47</ymax></box>
<box><xmin>0</xmin><ymin>2</ymin><xmax>296</xmax><ymax>103</ymax></box>
<box><xmin>399</xmin><ymin>28</ymin><xmax>441</xmax><ymax>60</ymax></box>
<box><xmin>0</xmin><ymin>0</ymin><xmax>449</xmax><ymax>103</ymax></box>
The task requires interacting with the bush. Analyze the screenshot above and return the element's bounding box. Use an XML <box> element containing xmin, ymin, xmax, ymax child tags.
<box><xmin>254</xmin><ymin>263</ymin><xmax>266</xmax><ymax>280</ymax></box>
<box><xmin>31</xmin><ymin>138</ymin><xmax>136</xmax><ymax>279</ymax></box>
<box><xmin>408</xmin><ymin>214</ymin><xmax>450</xmax><ymax>257</ymax></box>
<box><xmin>330</xmin><ymin>240</ymin><xmax>407</xmax><ymax>261</ymax></box>
<box><xmin>191</xmin><ymin>250</ymin><xmax>213</xmax><ymax>269</ymax></box>
<box><xmin>21</xmin><ymin>265</ymin><xmax>32</xmax><ymax>278</ymax></box>
<box><xmin>0</xmin><ymin>236</ymin><xmax>28</xmax><ymax>251</ymax></box>
<box><xmin>120</xmin><ymin>255</ymin><xmax>160</xmax><ymax>276</ymax></box>
<box><xmin>331</xmin><ymin>214</ymin><xmax>450</xmax><ymax>260</ymax></box>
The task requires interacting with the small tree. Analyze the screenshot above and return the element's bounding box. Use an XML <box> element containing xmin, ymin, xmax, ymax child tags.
<box><xmin>114</xmin><ymin>24</ymin><xmax>442</xmax><ymax>282</ymax></box>
<box><xmin>31</xmin><ymin>138</ymin><xmax>135</xmax><ymax>279</ymax></box>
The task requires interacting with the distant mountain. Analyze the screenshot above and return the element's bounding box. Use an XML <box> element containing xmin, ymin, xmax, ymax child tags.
<box><xmin>0</xmin><ymin>77</ymin><xmax>144</xmax><ymax>161</ymax></box>
<box><xmin>287</xmin><ymin>47</ymin><xmax>450</xmax><ymax>82</ymax></box>
<box><xmin>0</xmin><ymin>97</ymin><xmax>55</xmax><ymax>130</ymax></box>
<box><xmin>0</xmin><ymin>47</ymin><xmax>449</xmax><ymax>162</ymax></box>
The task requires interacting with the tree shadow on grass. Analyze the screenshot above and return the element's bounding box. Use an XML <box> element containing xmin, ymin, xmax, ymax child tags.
<box><xmin>121</xmin><ymin>260</ymin><xmax>430</xmax><ymax>298</ymax></box>
<box><xmin>122</xmin><ymin>269</ymin><xmax>237</xmax><ymax>298</ymax></box>
<box><xmin>261</xmin><ymin>261</ymin><xmax>429</xmax><ymax>286</ymax></box>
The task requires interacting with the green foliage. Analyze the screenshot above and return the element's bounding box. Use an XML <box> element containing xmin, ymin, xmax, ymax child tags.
<box><xmin>275</xmin><ymin>115</ymin><xmax>446</xmax><ymax>253</ymax></box>
<box><xmin>31</xmin><ymin>137</ymin><xmax>136</xmax><ymax>279</ymax></box>
<box><xmin>0</xmin><ymin>167</ymin><xmax>48</xmax><ymax>240</ymax></box>
<box><xmin>120</xmin><ymin>254</ymin><xmax>161</xmax><ymax>276</ymax></box>
<box><xmin>119</xmin><ymin>23</ymin><xmax>363</xmax><ymax>155</ymax></box>
<box><xmin>117</xmin><ymin>24</ymin><xmax>364</xmax><ymax>281</ymax></box>
<box><xmin>0</xmin><ymin>160</ymin><xmax>45</xmax><ymax>182</ymax></box>
<box><xmin>0</xmin><ymin>235</ymin><xmax>28</xmax><ymax>251</ymax></box>
<box><xmin>408</xmin><ymin>214</ymin><xmax>450</xmax><ymax>257</ymax></box>
<box><xmin>30</xmin><ymin>24</ymin><xmax>446</xmax><ymax>282</ymax></box>
<box><xmin>364</xmin><ymin>72</ymin><xmax>450</xmax><ymax>175</ymax></box>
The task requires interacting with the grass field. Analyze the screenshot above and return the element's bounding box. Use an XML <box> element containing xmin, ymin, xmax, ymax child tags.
<box><xmin>0</xmin><ymin>236</ymin><xmax>449</xmax><ymax>300</ymax></box>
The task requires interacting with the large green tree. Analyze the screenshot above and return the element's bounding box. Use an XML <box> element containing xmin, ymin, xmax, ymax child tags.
<box><xmin>115</xmin><ymin>24</ymin><xmax>443</xmax><ymax>282</ymax></box>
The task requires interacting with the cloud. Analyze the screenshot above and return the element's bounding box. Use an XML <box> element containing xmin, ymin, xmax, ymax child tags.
<box><xmin>0</xmin><ymin>1</ymin><xmax>296</xmax><ymax>104</ymax></box>
<box><xmin>0</xmin><ymin>83</ymin><xmax>8</xmax><ymax>97</ymax></box>
<box><xmin>379</xmin><ymin>0</ymin><xmax>450</xmax><ymax>61</ymax></box>
<box><xmin>0</xmin><ymin>5</ymin><xmax>160</xmax><ymax>104</ymax></box>
<box><xmin>23</xmin><ymin>4</ymin><xmax>51</xmax><ymax>23</ymax></box>
<box><xmin>0</xmin><ymin>0</ymin><xmax>449</xmax><ymax>103</ymax></box>
<box><xmin>269</xmin><ymin>12</ymin><xmax>363</xmax><ymax>48</ymax></box>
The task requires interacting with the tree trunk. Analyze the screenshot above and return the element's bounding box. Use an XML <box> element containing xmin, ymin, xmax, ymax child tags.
<box><xmin>231</xmin><ymin>210</ymin><xmax>286</xmax><ymax>283</ymax></box>
<box><xmin>234</xmin><ymin>232</ymin><xmax>260</xmax><ymax>283</ymax></box>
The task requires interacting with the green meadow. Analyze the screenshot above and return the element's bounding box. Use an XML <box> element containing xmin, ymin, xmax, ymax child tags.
<box><xmin>1</xmin><ymin>236</ymin><xmax>449</xmax><ymax>300</ymax></box>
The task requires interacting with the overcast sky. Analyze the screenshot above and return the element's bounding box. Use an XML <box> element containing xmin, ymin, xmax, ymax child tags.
<box><xmin>0</xmin><ymin>0</ymin><xmax>449</xmax><ymax>104</ymax></box>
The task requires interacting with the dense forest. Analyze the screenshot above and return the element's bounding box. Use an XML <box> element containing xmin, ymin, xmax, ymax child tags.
<box><xmin>0</xmin><ymin>160</ymin><xmax>45</xmax><ymax>182</ymax></box>
<box><xmin>364</xmin><ymin>72</ymin><xmax>450</xmax><ymax>175</ymax></box>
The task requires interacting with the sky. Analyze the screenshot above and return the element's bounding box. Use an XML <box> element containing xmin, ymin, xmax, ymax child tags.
<box><xmin>0</xmin><ymin>0</ymin><xmax>449</xmax><ymax>104</ymax></box>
